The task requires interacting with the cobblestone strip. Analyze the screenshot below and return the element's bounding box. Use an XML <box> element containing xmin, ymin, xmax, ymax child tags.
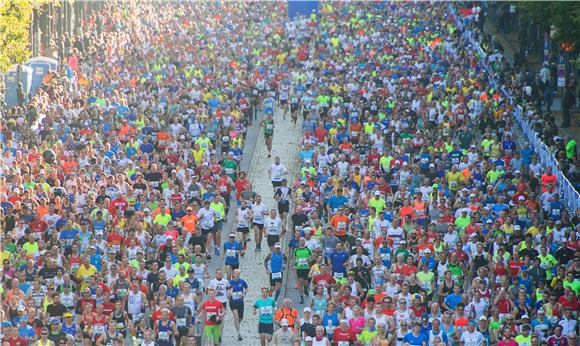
<box><xmin>219</xmin><ymin>107</ymin><xmax>302</xmax><ymax>343</ymax></box>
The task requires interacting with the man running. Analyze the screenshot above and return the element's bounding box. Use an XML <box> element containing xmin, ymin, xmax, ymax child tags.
<box><xmin>254</xmin><ymin>287</ymin><xmax>277</xmax><ymax>346</ymax></box>
<box><xmin>222</xmin><ymin>233</ymin><xmax>244</xmax><ymax>280</ymax></box>
<box><xmin>269</xmin><ymin>156</ymin><xmax>288</xmax><ymax>188</ymax></box>
<box><xmin>235</xmin><ymin>200</ymin><xmax>253</xmax><ymax>250</ymax></box>
<box><xmin>227</xmin><ymin>269</ymin><xmax>249</xmax><ymax>341</ymax></box>
<box><xmin>197</xmin><ymin>287</ymin><xmax>224</xmax><ymax>346</ymax></box>
<box><xmin>264</xmin><ymin>209</ymin><xmax>285</xmax><ymax>252</ymax></box>
<box><xmin>294</xmin><ymin>237</ymin><xmax>313</xmax><ymax>304</ymax></box>
<box><xmin>251</xmin><ymin>195</ymin><xmax>269</xmax><ymax>252</ymax></box>
<box><xmin>261</xmin><ymin>112</ymin><xmax>275</xmax><ymax>158</ymax></box>
<box><xmin>264</xmin><ymin>242</ymin><xmax>287</xmax><ymax>302</ymax></box>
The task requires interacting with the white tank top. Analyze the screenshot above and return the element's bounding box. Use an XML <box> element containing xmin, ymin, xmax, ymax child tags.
<box><xmin>193</xmin><ymin>264</ymin><xmax>206</xmax><ymax>283</ymax></box>
<box><xmin>127</xmin><ymin>291</ymin><xmax>143</xmax><ymax>316</ymax></box>
<box><xmin>312</xmin><ymin>337</ymin><xmax>329</xmax><ymax>346</ymax></box>
<box><xmin>237</xmin><ymin>208</ymin><xmax>251</xmax><ymax>227</ymax></box>
<box><xmin>182</xmin><ymin>293</ymin><xmax>197</xmax><ymax>315</ymax></box>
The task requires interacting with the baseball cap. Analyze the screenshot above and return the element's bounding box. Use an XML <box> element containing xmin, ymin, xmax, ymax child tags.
<box><xmin>305</xmin><ymin>336</ymin><xmax>313</xmax><ymax>342</ymax></box>
<box><xmin>143</xmin><ymin>208</ymin><xmax>150</xmax><ymax>212</ymax></box>
<box><xmin>64</xmin><ymin>312</ymin><xmax>73</xmax><ymax>318</ymax></box>
<box><xmin>303</xmin><ymin>307</ymin><xmax>311</xmax><ymax>313</ymax></box>
<box><xmin>468</xmin><ymin>320</ymin><xmax>476</xmax><ymax>326</ymax></box>
<box><xmin>374</xmin><ymin>191</ymin><xmax>381</xmax><ymax>196</ymax></box>
<box><xmin>50</xmin><ymin>318</ymin><xmax>60</xmax><ymax>324</ymax></box>
<box><xmin>514</xmin><ymin>225</ymin><xmax>521</xmax><ymax>230</ymax></box>
<box><xmin>229</xmin><ymin>232</ymin><xmax>236</xmax><ymax>237</ymax></box>
<box><xmin>280</xmin><ymin>319</ymin><xmax>289</xmax><ymax>326</ymax></box>
<box><xmin>522</xmin><ymin>314</ymin><xmax>530</xmax><ymax>319</ymax></box>
<box><xmin>274</xmin><ymin>243</ymin><xmax>281</xmax><ymax>248</ymax></box>
<box><xmin>479</xmin><ymin>316</ymin><xmax>488</xmax><ymax>321</ymax></box>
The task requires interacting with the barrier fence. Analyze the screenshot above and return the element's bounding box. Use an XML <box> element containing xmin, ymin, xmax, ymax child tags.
<box><xmin>449</xmin><ymin>4</ymin><xmax>580</xmax><ymax>213</ymax></box>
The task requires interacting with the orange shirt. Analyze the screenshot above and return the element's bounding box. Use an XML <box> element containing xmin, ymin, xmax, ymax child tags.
<box><xmin>330</xmin><ymin>214</ymin><xmax>350</xmax><ymax>236</ymax></box>
<box><xmin>399</xmin><ymin>205</ymin><xmax>414</xmax><ymax>223</ymax></box>
<box><xmin>37</xmin><ymin>205</ymin><xmax>49</xmax><ymax>219</ymax></box>
<box><xmin>180</xmin><ymin>214</ymin><xmax>199</xmax><ymax>233</ymax></box>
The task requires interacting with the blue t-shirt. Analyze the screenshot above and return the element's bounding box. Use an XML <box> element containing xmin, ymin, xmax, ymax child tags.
<box><xmin>59</xmin><ymin>228</ymin><xmax>79</xmax><ymax>248</ymax></box>
<box><xmin>444</xmin><ymin>293</ymin><xmax>462</xmax><ymax>310</ymax></box>
<box><xmin>403</xmin><ymin>332</ymin><xmax>428</xmax><ymax>346</ymax></box>
<box><xmin>330</xmin><ymin>251</ymin><xmax>349</xmax><ymax>275</ymax></box>
<box><xmin>228</xmin><ymin>279</ymin><xmax>248</xmax><ymax>302</ymax></box>
<box><xmin>224</xmin><ymin>241</ymin><xmax>243</xmax><ymax>265</ymax></box>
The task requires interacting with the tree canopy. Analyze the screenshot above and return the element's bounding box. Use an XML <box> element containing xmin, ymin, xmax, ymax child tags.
<box><xmin>0</xmin><ymin>0</ymin><xmax>53</xmax><ymax>73</ymax></box>
<box><xmin>517</xmin><ymin>1</ymin><xmax>580</xmax><ymax>49</ymax></box>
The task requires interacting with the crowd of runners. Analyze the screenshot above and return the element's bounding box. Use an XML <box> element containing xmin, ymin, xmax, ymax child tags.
<box><xmin>1</xmin><ymin>1</ymin><xmax>579</xmax><ymax>346</ymax></box>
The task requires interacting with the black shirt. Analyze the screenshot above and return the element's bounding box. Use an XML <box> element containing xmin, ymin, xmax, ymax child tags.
<box><xmin>47</xmin><ymin>303</ymin><xmax>67</xmax><ymax>319</ymax></box>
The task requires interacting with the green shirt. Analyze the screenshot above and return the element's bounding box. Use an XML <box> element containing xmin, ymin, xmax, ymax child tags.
<box><xmin>416</xmin><ymin>271</ymin><xmax>435</xmax><ymax>293</ymax></box>
<box><xmin>210</xmin><ymin>202</ymin><xmax>225</xmax><ymax>220</ymax></box>
<box><xmin>222</xmin><ymin>160</ymin><xmax>238</xmax><ymax>180</ymax></box>
<box><xmin>294</xmin><ymin>247</ymin><xmax>312</xmax><ymax>269</ymax></box>
<box><xmin>22</xmin><ymin>242</ymin><xmax>39</xmax><ymax>256</ymax></box>
<box><xmin>358</xmin><ymin>329</ymin><xmax>378</xmax><ymax>345</ymax></box>
<box><xmin>154</xmin><ymin>213</ymin><xmax>171</xmax><ymax>226</ymax></box>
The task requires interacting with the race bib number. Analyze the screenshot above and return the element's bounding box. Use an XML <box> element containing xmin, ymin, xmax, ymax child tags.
<box><xmin>176</xmin><ymin>318</ymin><xmax>187</xmax><ymax>327</ymax></box>
<box><xmin>227</xmin><ymin>249</ymin><xmax>237</xmax><ymax>257</ymax></box>
<box><xmin>220</xmin><ymin>186</ymin><xmax>227</xmax><ymax>193</ymax></box>
<box><xmin>334</xmin><ymin>272</ymin><xmax>344</xmax><ymax>279</ymax></box>
<box><xmin>272</xmin><ymin>272</ymin><xmax>282</xmax><ymax>279</ymax></box>
<box><xmin>338</xmin><ymin>341</ymin><xmax>350</xmax><ymax>346</ymax></box>
<box><xmin>158</xmin><ymin>331</ymin><xmax>169</xmax><ymax>340</ymax></box>
<box><xmin>260</xmin><ymin>306</ymin><xmax>273</xmax><ymax>316</ymax></box>
<box><xmin>381</xmin><ymin>253</ymin><xmax>390</xmax><ymax>261</ymax></box>
<box><xmin>94</xmin><ymin>325</ymin><xmax>105</xmax><ymax>335</ymax></box>
<box><xmin>232</xmin><ymin>291</ymin><xmax>243</xmax><ymax>300</ymax></box>
<box><xmin>116</xmin><ymin>322</ymin><xmax>124</xmax><ymax>329</ymax></box>
<box><xmin>266</xmin><ymin>124</ymin><xmax>273</xmax><ymax>130</ymax></box>
<box><xmin>298</xmin><ymin>258</ymin><xmax>308</xmax><ymax>266</ymax></box>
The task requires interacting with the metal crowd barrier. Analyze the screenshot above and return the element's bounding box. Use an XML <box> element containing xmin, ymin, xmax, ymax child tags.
<box><xmin>448</xmin><ymin>4</ymin><xmax>580</xmax><ymax>213</ymax></box>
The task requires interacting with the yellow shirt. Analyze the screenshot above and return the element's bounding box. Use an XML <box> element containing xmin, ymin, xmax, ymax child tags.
<box><xmin>446</xmin><ymin>172</ymin><xmax>463</xmax><ymax>191</ymax></box>
<box><xmin>76</xmin><ymin>265</ymin><xmax>97</xmax><ymax>288</ymax></box>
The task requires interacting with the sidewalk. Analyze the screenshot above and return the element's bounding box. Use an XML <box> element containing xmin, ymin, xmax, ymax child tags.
<box><xmin>484</xmin><ymin>21</ymin><xmax>579</xmax><ymax>141</ymax></box>
<box><xmin>218</xmin><ymin>106</ymin><xmax>303</xmax><ymax>343</ymax></box>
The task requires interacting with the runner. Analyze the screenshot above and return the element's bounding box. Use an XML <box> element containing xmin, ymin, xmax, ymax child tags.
<box><xmin>261</xmin><ymin>112</ymin><xmax>275</xmax><ymax>158</ymax></box>
<box><xmin>254</xmin><ymin>287</ymin><xmax>277</xmax><ymax>346</ymax></box>
<box><xmin>264</xmin><ymin>242</ymin><xmax>288</xmax><ymax>302</ymax></box>
<box><xmin>235</xmin><ymin>200</ymin><xmax>253</xmax><ymax>251</ymax></box>
<box><xmin>252</xmin><ymin>195</ymin><xmax>269</xmax><ymax>252</ymax></box>
<box><xmin>222</xmin><ymin>232</ymin><xmax>244</xmax><ymax>280</ymax></box>
<box><xmin>227</xmin><ymin>269</ymin><xmax>249</xmax><ymax>341</ymax></box>
<box><xmin>197</xmin><ymin>287</ymin><xmax>224</xmax><ymax>346</ymax></box>
<box><xmin>294</xmin><ymin>237</ymin><xmax>313</xmax><ymax>304</ymax></box>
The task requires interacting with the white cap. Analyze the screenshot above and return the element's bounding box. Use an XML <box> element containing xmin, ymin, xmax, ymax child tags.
<box><xmin>374</xmin><ymin>191</ymin><xmax>381</xmax><ymax>196</ymax></box>
<box><xmin>522</xmin><ymin>314</ymin><xmax>529</xmax><ymax>319</ymax></box>
<box><xmin>518</xmin><ymin>196</ymin><xmax>525</xmax><ymax>200</ymax></box>
<box><xmin>514</xmin><ymin>225</ymin><xmax>521</xmax><ymax>230</ymax></box>
<box><xmin>280</xmin><ymin>319</ymin><xmax>289</xmax><ymax>326</ymax></box>
<box><xmin>303</xmin><ymin>307</ymin><xmax>311</xmax><ymax>313</ymax></box>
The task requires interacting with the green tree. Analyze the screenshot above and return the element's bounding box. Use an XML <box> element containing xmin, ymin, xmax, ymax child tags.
<box><xmin>0</xmin><ymin>0</ymin><xmax>55</xmax><ymax>73</ymax></box>
<box><xmin>518</xmin><ymin>2</ymin><xmax>580</xmax><ymax>48</ymax></box>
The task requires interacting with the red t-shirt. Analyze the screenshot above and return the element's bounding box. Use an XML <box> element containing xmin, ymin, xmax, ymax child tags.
<box><xmin>202</xmin><ymin>299</ymin><xmax>224</xmax><ymax>325</ymax></box>
<box><xmin>5</xmin><ymin>337</ymin><xmax>28</xmax><ymax>346</ymax></box>
<box><xmin>313</xmin><ymin>274</ymin><xmax>336</xmax><ymax>292</ymax></box>
<box><xmin>332</xmin><ymin>327</ymin><xmax>356</xmax><ymax>345</ymax></box>
<box><xmin>499</xmin><ymin>339</ymin><xmax>519</xmax><ymax>346</ymax></box>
